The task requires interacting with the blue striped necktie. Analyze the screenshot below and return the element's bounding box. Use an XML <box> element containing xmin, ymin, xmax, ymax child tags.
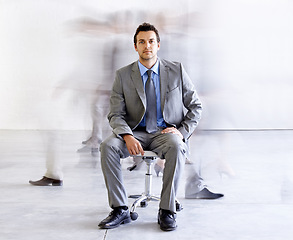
<box><xmin>145</xmin><ymin>70</ymin><xmax>157</xmax><ymax>133</ymax></box>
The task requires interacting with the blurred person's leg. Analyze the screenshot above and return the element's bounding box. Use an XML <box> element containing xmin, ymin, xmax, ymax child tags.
<box><xmin>79</xmin><ymin>91</ymin><xmax>111</xmax><ymax>153</ymax></box>
<box><xmin>29</xmin><ymin>131</ymin><xmax>63</xmax><ymax>186</ymax></box>
<box><xmin>154</xmin><ymin>157</ymin><xmax>223</xmax><ymax>199</ymax></box>
<box><xmin>185</xmin><ymin>132</ymin><xmax>224</xmax><ymax>199</ymax></box>
<box><xmin>184</xmin><ymin>161</ymin><xmax>223</xmax><ymax>199</ymax></box>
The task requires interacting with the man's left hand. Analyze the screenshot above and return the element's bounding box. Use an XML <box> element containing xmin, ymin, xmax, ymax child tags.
<box><xmin>161</xmin><ymin>127</ymin><xmax>183</xmax><ymax>140</ymax></box>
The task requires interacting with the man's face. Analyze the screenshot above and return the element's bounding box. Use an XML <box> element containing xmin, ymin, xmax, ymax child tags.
<box><xmin>134</xmin><ymin>31</ymin><xmax>160</xmax><ymax>62</ymax></box>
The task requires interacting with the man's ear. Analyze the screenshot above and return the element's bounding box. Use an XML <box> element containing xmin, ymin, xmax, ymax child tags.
<box><xmin>157</xmin><ymin>42</ymin><xmax>160</xmax><ymax>50</ymax></box>
<box><xmin>134</xmin><ymin>43</ymin><xmax>138</xmax><ymax>51</ymax></box>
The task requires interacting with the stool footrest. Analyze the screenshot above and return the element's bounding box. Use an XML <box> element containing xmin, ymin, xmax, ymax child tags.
<box><xmin>142</xmin><ymin>156</ymin><xmax>157</xmax><ymax>160</ymax></box>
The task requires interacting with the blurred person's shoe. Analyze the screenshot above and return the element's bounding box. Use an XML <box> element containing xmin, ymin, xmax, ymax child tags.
<box><xmin>185</xmin><ymin>187</ymin><xmax>223</xmax><ymax>199</ymax></box>
<box><xmin>98</xmin><ymin>207</ymin><xmax>131</xmax><ymax>229</ymax></box>
<box><xmin>185</xmin><ymin>158</ymin><xmax>193</xmax><ymax>164</ymax></box>
<box><xmin>77</xmin><ymin>146</ymin><xmax>92</xmax><ymax>153</ymax></box>
<box><xmin>82</xmin><ymin>137</ymin><xmax>92</xmax><ymax>145</ymax></box>
<box><xmin>82</xmin><ymin>137</ymin><xmax>100</xmax><ymax>147</ymax></box>
<box><xmin>154</xmin><ymin>163</ymin><xmax>163</xmax><ymax>176</ymax></box>
<box><xmin>158</xmin><ymin>209</ymin><xmax>177</xmax><ymax>231</ymax></box>
<box><xmin>29</xmin><ymin>176</ymin><xmax>63</xmax><ymax>186</ymax></box>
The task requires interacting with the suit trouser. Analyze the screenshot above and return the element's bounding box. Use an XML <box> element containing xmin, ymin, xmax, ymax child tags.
<box><xmin>100</xmin><ymin>129</ymin><xmax>187</xmax><ymax>213</ymax></box>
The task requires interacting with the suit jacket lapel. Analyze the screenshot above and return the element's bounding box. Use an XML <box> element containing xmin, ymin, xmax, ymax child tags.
<box><xmin>159</xmin><ymin>59</ymin><xmax>168</xmax><ymax>111</ymax></box>
<box><xmin>131</xmin><ymin>61</ymin><xmax>146</xmax><ymax>109</ymax></box>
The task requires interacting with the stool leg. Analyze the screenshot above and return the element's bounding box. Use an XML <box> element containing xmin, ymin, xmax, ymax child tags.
<box><xmin>130</xmin><ymin>195</ymin><xmax>148</xmax><ymax>213</ymax></box>
<box><xmin>145</xmin><ymin>162</ymin><xmax>152</xmax><ymax>196</ymax></box>
<box><xmin>129</xmin><ymin>156</ymin><xmax>161</xmax><ymax>221</ymax></box>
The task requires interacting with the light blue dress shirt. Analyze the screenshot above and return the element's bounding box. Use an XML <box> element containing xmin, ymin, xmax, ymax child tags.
<box><xmin>137</xmin><ymin>60</ymin><xmax>166</xmax><ymax>128</ymax></box>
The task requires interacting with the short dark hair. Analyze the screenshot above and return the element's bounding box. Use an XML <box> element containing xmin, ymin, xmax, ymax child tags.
<box><xmin>133</xmin><ymin>22</ymin><xmax>160</xmax><ymax>45</ymax></box>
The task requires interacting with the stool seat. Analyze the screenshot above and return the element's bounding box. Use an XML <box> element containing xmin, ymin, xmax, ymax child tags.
<box><xmin>139</xmin><ymin>150</ymin><xmax>158</xmax><ymax>157</ymax></box>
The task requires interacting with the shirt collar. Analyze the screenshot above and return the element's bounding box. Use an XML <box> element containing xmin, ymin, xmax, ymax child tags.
<box><xmin>138</xmin><ymin>59</ymin><xmax>159</xmax><ymax>77</ymax></box>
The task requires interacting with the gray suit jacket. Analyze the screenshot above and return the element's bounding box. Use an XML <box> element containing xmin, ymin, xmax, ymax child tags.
<box><xmin>108</xmin><ymin>58</ymin><xmax>202</xmax><ymax>142</ymax></box>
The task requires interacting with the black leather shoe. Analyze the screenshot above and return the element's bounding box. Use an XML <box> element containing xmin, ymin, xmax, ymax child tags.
<box><xmin>158</xmin><ymin>209</ymin><xmax>177</xmax><ymax>231</ymax></box>
<box><xmin>29</xmin><ymin>176</ymin><xmax>63</xmax><ymax>186</ymax></box>
<box><xmin>98</xmin><ymin>207</ymin><xmax>131</xmax><ymax>229</ymax></box>
<box><xmin>185</xmin><ymin>187</ymin><xmax>224</xmax><ymax>199</ymax></box>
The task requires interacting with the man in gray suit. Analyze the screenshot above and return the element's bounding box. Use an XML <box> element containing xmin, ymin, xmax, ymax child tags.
<box><xmin>98</xmin><ymin>22</ymin><xmax>202</xmax><ymax>231</ymax></box>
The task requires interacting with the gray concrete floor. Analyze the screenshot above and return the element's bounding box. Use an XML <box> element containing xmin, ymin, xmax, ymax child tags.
<box><xmin>1</xmin><ymin>129</ymin><xmax>293</xmax><ymax>240</ymax></box>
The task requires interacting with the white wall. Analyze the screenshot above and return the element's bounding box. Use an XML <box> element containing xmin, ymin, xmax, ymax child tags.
<box><xmin>198</xmin><ymin>0</ymin><xmax>293</xmax><ymax>130</ymax></box>
<box><xmin>0</xmin><ymin>0</ymin><xmax>292</xmax><ymax>130</ymax></box>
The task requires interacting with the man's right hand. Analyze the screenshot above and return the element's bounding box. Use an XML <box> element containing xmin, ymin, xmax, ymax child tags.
<box><xmin>122</xmin><ymin>134</ymin><xmax>144</xmax><ymax>156</ymax></box>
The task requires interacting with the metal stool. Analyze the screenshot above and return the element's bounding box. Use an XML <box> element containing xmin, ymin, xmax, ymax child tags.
<box><xmin>128</xmin><ymin>151</ymin><xmax>182</xmax><ymax>221</ymax></box>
